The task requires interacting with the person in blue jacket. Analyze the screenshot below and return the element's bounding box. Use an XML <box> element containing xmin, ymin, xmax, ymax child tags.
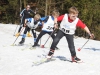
<box><xmin>32</xmin><ymin>10</ymin><xmax>59</xmax><ymax>49</ymax></box>
<box><xmin>19</xmin><ymin>14</ymin><xmax>41</xmax><ymax>45</ymax></box>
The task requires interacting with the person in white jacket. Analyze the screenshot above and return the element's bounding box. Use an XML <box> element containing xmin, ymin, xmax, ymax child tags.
<box><xmin>32</xmin><ymin>10</ymin><xmax>59</xmax><ymax>49</ymax></box>
<box><xmin>19</xmin><ymin>14</ymin><xmax>41</xmax><ymax>45</ymax></box>
<box><xmin>47</xmin><ymin>6</ymin><xmax>94</xmax><ymax>62</ymax></box>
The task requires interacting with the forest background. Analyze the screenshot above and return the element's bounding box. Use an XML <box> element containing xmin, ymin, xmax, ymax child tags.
<box><xmin>0</xmin><ymin>0</ymin><xmax>100</xmax><ymax>40</ymax></box>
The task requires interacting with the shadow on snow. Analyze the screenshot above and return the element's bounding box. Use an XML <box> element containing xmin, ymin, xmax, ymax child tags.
<box><xmin>84</xmin><ymin>47</ymin><xmax>100</xmax><ymax>51</ymax></box>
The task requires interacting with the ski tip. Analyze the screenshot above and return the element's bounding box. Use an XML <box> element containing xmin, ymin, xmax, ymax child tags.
<box><xmin>71</xmin><ymin>61</ymin><xmax>84</xmax><ymax>63</ymax></box>
<box><xmin>76</xmin><ymin>61</ymin><xmax>84</xmax><ymax>63</ymax></box>
<box><xmin>29</xmin><ymin>47</ymin><xmax>36</xmax><ymax>50</ymax></box>
<box><xmin>11</xmin><ymin>44</ymin><xmax>15</xmax><ymax>46</ymax></box>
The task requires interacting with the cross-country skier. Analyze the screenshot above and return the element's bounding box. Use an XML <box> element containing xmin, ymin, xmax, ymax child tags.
<box><xmin>47</xmin><ymin>6</ymin><xmax>94</xmax><ymax>62</ymax></box>
<box><xmin>32</xmin><ymin>10</ymin><xmax>60</xmax><ymax>49</ymax></box>
<box><xmin>15</xmin><ymin>4</ymin><xmax>36</xmax><ymax>37</ymax></box>
<box><xmin>19</xmin><ymin>14</ymin><xmax>41</xmax><ymax>45</ymax></box>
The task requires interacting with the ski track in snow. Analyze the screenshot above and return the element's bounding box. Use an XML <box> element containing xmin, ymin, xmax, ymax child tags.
<box><xmin>0</xmin><ymin>24</ymin><xmax>100</xmax><ymax>75</ymax></box>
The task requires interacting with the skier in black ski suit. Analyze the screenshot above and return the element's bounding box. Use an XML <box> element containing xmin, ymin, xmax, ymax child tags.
<box><xmin>15</xmin><ymin>4</ymin><xmax>36</xmax><ymax>37</ymax></box>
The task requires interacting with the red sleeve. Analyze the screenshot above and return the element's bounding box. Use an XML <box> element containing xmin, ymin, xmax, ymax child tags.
<box><xmin>57</xmin><ymin>15</ymin><xmax>64</xmax><ymax>21</ymax></box>
<box><xmin>76</xmin><ymin>19</ymin><xmax>86</xmax><ymax>29</ymax></box>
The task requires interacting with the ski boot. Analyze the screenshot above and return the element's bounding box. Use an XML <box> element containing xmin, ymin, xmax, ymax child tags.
<box><xmin>32</xmin><ymin>42</ymin><xmax>40</xmax><ymax>47</ymax></box>
<box><xmin>72</xmin><ymin>56</ymin><xmax>81</xmax><ymax>63</ymax></box>
<box><xmin>27</xmin><ymin>32</ymin><xmax>32</xmax><ymax>37</ymax></box>
<box><xmin>19</xmin><ymin>38</ymin><xmax>25</xmax><ymax>45</ymax></box>
<box><xmin>47</xmin><ymin>49</ymin><xmax>55</xmax><ymax>59</ymax></box>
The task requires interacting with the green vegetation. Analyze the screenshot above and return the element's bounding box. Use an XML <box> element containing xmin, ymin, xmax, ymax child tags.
<box><xmin>0</xmin><ymin>0</ymin><xmax>100</xmax><ymax>40</ymax></box>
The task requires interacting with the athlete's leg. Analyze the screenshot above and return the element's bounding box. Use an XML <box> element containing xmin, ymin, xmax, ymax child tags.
<box><xmin>15</xmin><ymin>17</ymin><xmax>24</xmax><ymax>36</ymax></box>
<box><xmin>32</xmin><ymin>29</ymin><xmax>37</xmax><ymax>43</ymax></box>
<box><xmin>65</xmin><ymin>34</ymin><xmax>76</xmax><ymax>57</ymax></box>
<box><xmin>65</xmin><ymin>34</ymin><xmax>81</xmax><ymax>62</ymax></box>
<box><xmin>18</xmin><ymin>17</ymin><xmax>24</xmax><ymax>33</ymax></box>
<box><xmin>32</xmin><ymin>31</ymin><xmax>47</xmax><ymax>47</ymax></box>
<box><xmin>48</xmin><ymin>31</ymin><xmax>59</xmax><ymax>49</ymax></box>
<box><xmin>27</xmin><ymin>28</ymin><xmax>32</xmax><ymax>37</ymax></box>
<box><xmin>48</xmin><ymin>30</ymin><xmax>64</xmax><ymax>57</ymax></box>
<box><xmin>48</xmin><ymin>31</ymin><xmax>55</xmax><ymax>40</ymax></box>
<box><xmin>19</xmin><ymin>26</ymin><xmax>29</xmax><ymax>44</ymax></box>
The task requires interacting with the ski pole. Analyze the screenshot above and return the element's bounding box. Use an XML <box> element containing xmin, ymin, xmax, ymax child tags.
<box><xmin>12</xmin><ymin>27</ymin><xmax>25</xmax><ymax>46</ymax></box>
<box><xmin>77</xmin><ymin>37</ymin><xmax>90</xmax><ymax>51</ymax></box>
<box><xmin>40</xmin><ymin>38</ymin><xmax>41</xmax><ymax>46</ymax></box>
<box><xmin>37</xmin><ymin>33</ymin><xmax>41</xmax><ymax>46</ymax></box>
<box><xmin>41</xmin><ymin>29</ymin><xmax>56</xmax><ymax>48</ymax></box>
<box><xmin>13</xmin><ymin>24</ymin><xmax>19</xmax><ymax>36</ymax></box>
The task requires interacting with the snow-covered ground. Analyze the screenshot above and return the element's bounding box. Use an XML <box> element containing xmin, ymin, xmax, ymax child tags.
<box><xmin>0</xmin><ymin>24</ymin><xmax>100</xmax><ymax>75</ymax></box>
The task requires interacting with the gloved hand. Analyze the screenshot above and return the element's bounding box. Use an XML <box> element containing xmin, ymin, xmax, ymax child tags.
<box><xmin>54</xmin><ymin>23</ymin><xmax>58</xmax><ymax>29</ymax></box>
<box><xmin>89</xmin><ymin>33</ymin><xmax>95</xmax><ymax>39</ymax></box>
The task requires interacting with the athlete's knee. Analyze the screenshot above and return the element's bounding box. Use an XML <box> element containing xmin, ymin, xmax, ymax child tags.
<box><xmin>50</xmin><ymin>38</ymin><xmax>59</xmax><ymax>50</ymax></box>
<box><xmin>53</xmin><ymin>37</ymin><xmax>59</xmax><ymax>43</ymax></box>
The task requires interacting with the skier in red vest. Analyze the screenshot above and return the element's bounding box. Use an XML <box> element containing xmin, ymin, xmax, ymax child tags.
<box><xmin>47</xmin><ymin>6</ymin><xmax>94</xmax><ymax>62</ymax></box>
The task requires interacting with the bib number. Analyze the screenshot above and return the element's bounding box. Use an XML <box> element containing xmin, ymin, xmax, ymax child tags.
<box><xmin>47</xmin><ymin>26</ymin><xmax>53</xmax><ymax>30</ymax></box>
<box><xmin>62</xmin><ymin>28</ymin><xmax>70</xmax><ymax>33</ymax></box>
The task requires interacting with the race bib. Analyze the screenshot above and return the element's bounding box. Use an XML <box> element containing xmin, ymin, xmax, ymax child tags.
<box><xmin>46</xmin><ymin>26</ymin><xmax>53</xmax><ymax>30</ymax></box>
<box><xmin>61</xmin><ymin>28</ymin><xmax>70</xmax><ymax>33</ymax></box>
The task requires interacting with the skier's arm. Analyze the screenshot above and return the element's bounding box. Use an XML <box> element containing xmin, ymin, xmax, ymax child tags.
<box><xmin>20</xmin><ymin>9</ymin><xmax>25</xmax><ymax>17</ymax></box>
<box><xmin>54</xmin><ymin>15</ymin><xmax>64</xmax><ymax>29</ymax></box>
<box><xmin>76</xmin><ymin>20</ymin><xmax>94</xmax><ymax>39</ymax></box>
<box><xmin>57</xmin><ymin>15</ymin><xmax>64</xmax><ymax>21</ymax></box>
<box><xmin>29</xmin><ymin>9</ymin><xmax>36</xmax><ymax>17</ymax></box>
<box><xmin>41</xmin><ymin>16</ymin><xmax>49</xmax><ymax>23</ymax></box>
<box><xmin>84</xmin><ymin>26</ymin><xmax>94</xmax><ymax>39</ymax></box>
<box><xmin>39</xmin><ymin>16</ymin><xmax>49</xmax><ymax>27</ymax></box>
<box><xmin>54</xmin><ymin>18</ymin><xmax>58</xmax><ymax>29</ymax></box>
